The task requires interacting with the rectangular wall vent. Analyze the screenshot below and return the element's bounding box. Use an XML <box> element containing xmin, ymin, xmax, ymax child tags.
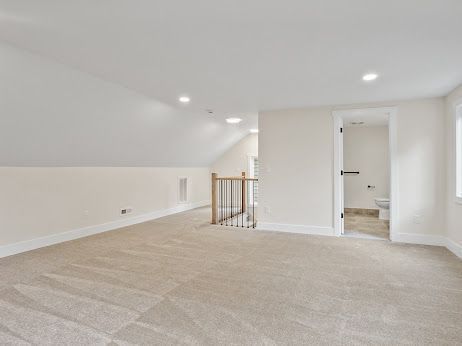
<box><xmin>178</xmin><ymin>177</ymin><xmax>188</xmax><ymax>203</ymax></box>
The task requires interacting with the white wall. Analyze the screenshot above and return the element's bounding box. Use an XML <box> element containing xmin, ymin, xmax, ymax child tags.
<box><xmin>0</xmin><ymin>167</ymin><xmax>209</xmax><ymax>252</ymax></box>
<box><xmin>259</xmin><ymin>108</ymin><xmax>333</xmax><ymax>228</ymax></box>
<box><xmin>445</xmin><ymin>84</ymin><xmax>462</xmax><ymax>255</ymax></box>
<box><xmin>211</xmin><ymin>134</ymin><xmax>258</xmax><ymax>177</ymax></box>
<box><xmin>0</xmin><ymin>43</ymin><xmax>216</xmax><ymax>258</ymax></box>
<box><xmin>344</xmin><ymin>126</ymin><xmax>389</xmax><ymax>209</ymax></box>
<box><xmin>259</xmin><ymin>98</ymin><xmax>446</xmax><ymax>240</ymax></box>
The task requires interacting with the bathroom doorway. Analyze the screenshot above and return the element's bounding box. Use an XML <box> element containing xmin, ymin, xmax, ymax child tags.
<box><xmin>333</xmin><ymin>107</ymin><xmax>397</xmax><ymax>240</ymax></box>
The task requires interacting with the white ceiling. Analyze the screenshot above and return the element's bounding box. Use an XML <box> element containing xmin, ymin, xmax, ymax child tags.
<box><xmin>0</xmin><ymin>42</ymin><xmax>255</xmax><ymax>166</ymax></box>
<box><xmin>1</xmin><ymin>0</ymin><xmax>461</xmax><ymax>112</ymax></box>
<box><xmin>0</xmin><ymin>0</ymin><xmax>461</xmax><ymax>165</ymax></box>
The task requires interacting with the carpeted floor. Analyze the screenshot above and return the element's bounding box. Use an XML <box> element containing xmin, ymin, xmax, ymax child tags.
<box><xmin>0</xmin><ymin>207</ymin><xmax>461</xmax><ymax>345</ymax></box>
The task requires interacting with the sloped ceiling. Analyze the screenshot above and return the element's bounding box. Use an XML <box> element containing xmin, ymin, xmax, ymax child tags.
<box><xmin>1</xmin><ymin>0</ymin><xmax>462</xmax><ymax>165</ymax></box>
<box><xmin>0</xmin><ymin>42</ymin><xmax>255</xmax><ymax>166</ymax></box>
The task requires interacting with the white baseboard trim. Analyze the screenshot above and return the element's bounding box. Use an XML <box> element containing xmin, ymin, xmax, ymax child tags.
<box><xmin>446</xmin><ymin>238</ymin><xmax>462</xmax><ymax>258</ymax></box>
<box><xmin>256</xmin><ymin>222</ymin><xmax>334</xmax><ymax>237</ymax></box>
<box><xmin>391</xmin><ymin>232</ymin><xmax>447</xmax><ymax>247</ymax></box>
<box><xmin>0</xmin><ymin>200</ymin><xmax>210</xmax><ymax>259</ymax></box>
<box><xmin>257</xmin><ymin>226</ymin><xmax>460</xmax><ymax>259</ymax></box>
<box><xmin>391</xmin><ymin>233</ymin><xmax>462</xmax><ymax>259</ymax></box>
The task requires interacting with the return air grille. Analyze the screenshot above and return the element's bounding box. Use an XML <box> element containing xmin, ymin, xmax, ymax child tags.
<box><xmin>178</xmin><ymin>177</ymin><xmax>188</xmax><ymax>203</ymax></box>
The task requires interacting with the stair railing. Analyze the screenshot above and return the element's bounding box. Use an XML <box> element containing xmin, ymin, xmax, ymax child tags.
<box><xmin>211</xmin><ymin>172</ymin><xmax>258</xmax><ymax>228</ymax></box>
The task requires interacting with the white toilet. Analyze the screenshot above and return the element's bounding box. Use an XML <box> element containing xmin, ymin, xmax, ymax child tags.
<box><xmin>374</xmin><ymin>198</ymin><xmax>390</xmax><ymax>220</ymax></box>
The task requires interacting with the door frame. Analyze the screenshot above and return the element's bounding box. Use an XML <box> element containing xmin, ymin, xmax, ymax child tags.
<box><xmin>247</xmin><ymin>154</ymin><xmax>258</xmax><ymax>206</ymax></box>
<box><xmin>332</xmin><ymin>106</ymin><xmax>398</xmax><ymax>239</ymax></box>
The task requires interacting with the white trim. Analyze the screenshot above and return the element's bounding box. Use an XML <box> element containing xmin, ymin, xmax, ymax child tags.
<box><xmin>388</xmin><ymin>110</ymin><xmax>399</xmax><ymax>236</ymax></box>
<box><xmin>247</xmin><ymin>154</ymin><xmax>258</xmax><ymax>205</ymax></box>
<box><xmin>0</xmin><ymin>200</ymin><xmax>210</xmax><ymax>259</ymax></box>
<box><xmin>256</xmin><ymin>222</ymin><xmax>334</xmax><ymax>236</ymax></box>
<box><xmin>454</xmin><ymin>100</ymin><xmax>462</xmax><ymax>204</ymax></box>
<box><xmin>391</xmin><ymin>232</ymin><xmax>446</xmax><ymax>247</ymax></box>
<box><xmin>333</xmin><ymin>115</ymin><xmax>344</xmax><ymax>235</ymax></box>
<box><xmin>257</xmin><ymin>222</ymin><xmax>461</xmax><ymax>259</ymax></box>
<box><xmin>446</xmin><ymin>238</ymin><xmax>462</xmax><ymax>259</ymax></box>
<box><xmin>332</xmin><ymin>106</ymin><xmax>398</xmax><ymax>239</ymax></box>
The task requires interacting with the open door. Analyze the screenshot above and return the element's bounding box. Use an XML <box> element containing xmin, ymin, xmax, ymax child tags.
<box><xmin>333</xmin><ymin>106</ymin><xmax>397</xmax><ymax>239</ymax></box>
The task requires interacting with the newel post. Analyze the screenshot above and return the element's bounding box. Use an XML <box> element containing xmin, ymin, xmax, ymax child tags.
<box><xmin>211</xmin><ymin>173</ymin><xmax>217</xmax><ymax>224</ymax></box>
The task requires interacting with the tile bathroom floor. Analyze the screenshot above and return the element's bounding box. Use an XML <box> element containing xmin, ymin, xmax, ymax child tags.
<box><xmin>344</xmin><ymin>212</ymin><xmax>389</xmax><ymax>240</ymax></box>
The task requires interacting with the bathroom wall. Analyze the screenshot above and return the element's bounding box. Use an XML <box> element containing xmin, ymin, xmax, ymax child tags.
<box><xmin>343</xmin><ymin>126</ymin><xmax>389</xmax><ymax>210</ymax></box>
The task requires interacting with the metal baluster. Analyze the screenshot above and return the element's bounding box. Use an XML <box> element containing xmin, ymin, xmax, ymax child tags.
<box><xmin>231</xmin><ymin>180</ymin><xmax>233</xmax><ymax>226</ymax></box>
<box><xmin>218</xmin><ymin>180</ymin><xmax>221</xmax><ymax>224</ymax></box>
<box><xmin>235</xmin><ymin>179</ymin><xmax>238</xmax><ymax>227</ymax></box>
<box><xmin>238</xmin><ymin>179</ymin><xmax>241</xmax><ymax>227</ymax></box>
<box><xmin>218</xmin><ymin>180</ymin><xmax>223</xmax><ymax>225</ymax></box>
<box><xmin>226</xmin><ymin>180</ymin><xmax>228</xmax><ymax>225</ymax></box>
<box><xmin>252</xmin><ymin>180</ymin><xmax>255</xmax><ymax>228</ymax></box>
<box><xmin>235</xmin><ymin>180</ymin><xmax>238</xmax><ymax>227</ymax></box>
<box><xmin>231</xmin><ymin>180</ymin><xmax>233</xmax><ymax>225</ymax></box>
<box><xmin>231</xmin><ymin>180</ymin><xmax>236</xmax><ymax>226</ymax></box>
<box><xmin>246</xmin><ymin>180</ymin><xmax>249</xmax><ymax>228</ymax></box>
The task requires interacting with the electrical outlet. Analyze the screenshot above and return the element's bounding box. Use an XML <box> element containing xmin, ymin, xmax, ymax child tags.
<box><xmin>264</xmin><ymin>206</ymin><xmax>271</xmax><ymax>214</ymax></box>
<box><xmin>413</xmin><ymin>214</ymin><xmax>422</xmax><ymax>224</ymax></box>
<box><xmin>120</xmin><ymin>207</ymin><xmax>133</xmax><ymax>216</ymax></box>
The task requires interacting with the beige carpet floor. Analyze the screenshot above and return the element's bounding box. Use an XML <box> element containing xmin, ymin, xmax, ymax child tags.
<box><xmin>0</xmin><ymin>207</ymin><xmax>461</xmax><ymax>345</ymax></box>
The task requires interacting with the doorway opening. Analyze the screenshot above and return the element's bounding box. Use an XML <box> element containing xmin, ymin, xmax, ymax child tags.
<box><xmin>333</xmin><ymin>107</ymin><xmax>398</xmax><ymax>240</ymax></box>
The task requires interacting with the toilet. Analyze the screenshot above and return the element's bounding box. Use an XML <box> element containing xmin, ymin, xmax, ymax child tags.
<box><xmin>374</xmin><ymin>198</ymin><xmax>390</xmax><ymax>220</ymax></box>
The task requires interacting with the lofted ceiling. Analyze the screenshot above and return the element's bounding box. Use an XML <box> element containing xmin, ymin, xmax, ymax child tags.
<box><xmin>0</xmin><ymin>0</ymin><xmax>461</xmax><ymax>165</ymax></box>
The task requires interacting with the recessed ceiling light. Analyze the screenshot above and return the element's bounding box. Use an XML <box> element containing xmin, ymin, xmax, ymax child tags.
<box><xmin>249</xmin><ymin>129</ymin><xmax>259</xmax><ymax>133</ymax></box>
<box><xmin>178</xmin><ymin>96</ymin><xmax>190</xmax><ymax>103</ymax></box>
<box><xmin>350</xmin><ymin>121</ymin><xmax>365</xmax><ymax>125</ymax></box>
<box><xmin>226</xmin><ymin>117</ymin><xmax>242</xmax><ymax>124</ymax></box>
<box><xmin>362</xmin><ymin>73</ymin><xmax>378</xmax><ymax>81</ymax></box>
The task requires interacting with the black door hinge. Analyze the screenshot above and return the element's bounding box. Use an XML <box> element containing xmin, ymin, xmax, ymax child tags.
<box><xmin>341</xmin><ymin>170</ymin><xmax>344</xmax><ymax>176</ymax></box>
<box><xmin>341</xmin><ymin>213</ymin><xmax>344</xmax><ymax>219</ymax></box>
<box><xmin>340</xmin><ymin>127</ymin><xmax>343</xmax><ymax>133</ymax></box>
